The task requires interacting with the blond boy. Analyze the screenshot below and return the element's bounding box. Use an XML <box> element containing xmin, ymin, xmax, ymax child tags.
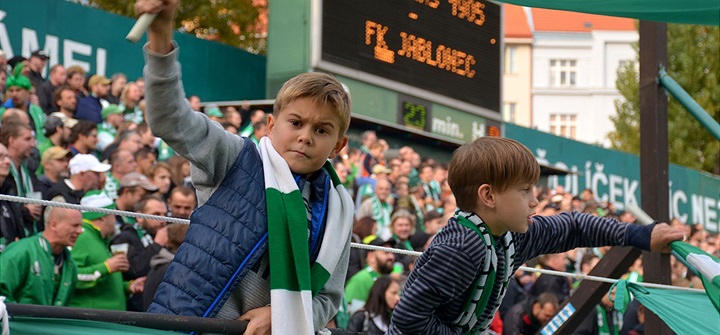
<box><xmin>137</xmin><ymin>1</ymin><xmax>354</xmax><ymax>334</ymax></box>
<box><xmin>389</xmin><ymin>137</ymin><xmax>683</xmax><ymax>334</ymax></box>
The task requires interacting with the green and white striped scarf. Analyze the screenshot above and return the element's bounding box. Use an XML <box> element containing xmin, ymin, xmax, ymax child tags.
<box><xmin>259</xmin><ymin>137</ymin><xmax>354</xmax><ymax>335</ymax></box>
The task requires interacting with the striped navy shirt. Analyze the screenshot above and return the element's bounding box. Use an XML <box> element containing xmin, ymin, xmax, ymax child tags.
<box><xmin>388</xmin><ymin>211</ymin><xmax>654</xmax><ymax>334</ymax></box>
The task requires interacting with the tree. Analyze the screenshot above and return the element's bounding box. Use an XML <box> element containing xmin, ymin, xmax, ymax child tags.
<box><xmin>73</xmin><ymin>0</ymin><xmax>266</xmax><ymax>54</ymax></box>
<box><xmin>610</xmin><ymin>24</ymin><xmax>720</xmax><ymax>174</ymax></box>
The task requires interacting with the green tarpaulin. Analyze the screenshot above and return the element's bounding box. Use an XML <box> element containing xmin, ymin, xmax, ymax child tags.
<box><xmin>613</xmin><ymin>281</ymin><xmax>720</xmax><ymax>335</ymax></box>
<box><xmin>496</xmin><ymin>0</ymin><xmax>720</xmax><ymax>26</ymax></box>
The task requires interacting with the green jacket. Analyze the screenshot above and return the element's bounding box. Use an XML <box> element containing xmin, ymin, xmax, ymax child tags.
<box><xmin>0</xmin><ymin>234</ymin><xmax>77</xmax><ymax>306</ymax></box>
<box><xmin>69</xmin><ymin>220</ymin><xmax>128</xmax><ymax>310</ymax></box>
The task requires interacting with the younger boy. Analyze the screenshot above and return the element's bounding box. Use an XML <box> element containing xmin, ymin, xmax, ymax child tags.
<box><xmin>136</xmin><ymin>1</ymin><xmax>354</xmax><ymax>334</ymax></box>
<box><xmin>388</xmin><ymin>137</ymin><xmax>683</xmax><ymax>334</ymax></box>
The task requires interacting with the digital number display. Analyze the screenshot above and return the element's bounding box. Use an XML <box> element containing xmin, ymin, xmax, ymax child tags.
<box><xmin>321</xmin><ymin>0</ymin><xmax>501</xmax><ymax>112</ymax></box>
<box><xmin>398</xmin><ymin>95</ymin><xmax>432</xmax><ymax>131</ymax></box>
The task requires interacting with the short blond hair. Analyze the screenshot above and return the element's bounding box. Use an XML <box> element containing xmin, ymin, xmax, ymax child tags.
<box><xmin>273</xmin><ymin>72</ymin><xmax>351</xmax><ymax>136</ymax></box>
<box><xmin>448</xmin><ymin>137</ymin><xmax>540</xmax><ymax>212</ymax></box>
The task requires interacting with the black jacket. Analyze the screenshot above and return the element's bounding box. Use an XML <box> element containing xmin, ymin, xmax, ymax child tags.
<box><xmin>44</xmin><ymin>179</ymin><xmax>85</xmax><ymax>204</ymax></box>
<box><xmin>0</xmin><ymin>178</ymin><xmax>26</xmax><ymax>250</ymax></box>
<box><xmin>110</xmin><ymin>223</ymin><xmax>163</xmax><ymax>281</ymax></box>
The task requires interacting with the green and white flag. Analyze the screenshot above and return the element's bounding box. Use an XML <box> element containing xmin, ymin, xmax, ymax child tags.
<box><xmin>259</xmin><ymin>137</ymin><xmax>354</xmax><ymax>335</ymax></box>
<box><xmin>671</xmin><ymin>241</ymin><xmax>720</xmax><ymax>313</ymax></box>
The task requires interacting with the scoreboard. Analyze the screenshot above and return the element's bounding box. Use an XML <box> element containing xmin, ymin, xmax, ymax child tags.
<box><xmin>319</xmin><ymin>0</ymin><xmax>501</xmax><ymax>115</ymax></box>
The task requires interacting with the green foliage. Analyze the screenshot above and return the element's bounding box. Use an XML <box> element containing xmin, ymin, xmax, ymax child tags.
<box><xmin>610</xmin><ymin>24</ymin><xmax>720</xmax><ymax>174</ymax></box>
<box><xmin>73</xmin><ymin>0</ymin><xmax>266</xmax><ymax>54</ymax></box>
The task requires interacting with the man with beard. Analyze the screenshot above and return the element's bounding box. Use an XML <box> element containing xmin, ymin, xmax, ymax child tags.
<box><xmin>37</xmin><ymin>147</ymin><xmax>72</xmax><ymax>198</ymax></box>
<box><xmin>54</xmin><ymin>86</ymin><xmax>78</xmax><ymax>119</ymax></box>
<box><xmin>345</xmin><ymin>237</ymin><xmax>397</xmax><ymax>314</ymax></box>
<box><xmin>503</xmin><ymin>293</ymin><xmax>559</xmax><ymax>335</ymax></box>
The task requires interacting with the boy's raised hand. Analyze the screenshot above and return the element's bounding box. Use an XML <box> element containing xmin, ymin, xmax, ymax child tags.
<box><xmin>135</xmin><ymin>0</ymin><xmax>178</xmax><ymax>54</ymax></box>
<box><xmin>649</xmin><ymin>223</ymin><xmax>685</xmax><ymax>253</ymax></box>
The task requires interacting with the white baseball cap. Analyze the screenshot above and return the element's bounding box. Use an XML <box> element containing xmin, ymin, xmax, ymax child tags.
<box><xmin>69</xmin><ymin>154</ymin><xmax>111</xmax><ymax>175</ymax></box>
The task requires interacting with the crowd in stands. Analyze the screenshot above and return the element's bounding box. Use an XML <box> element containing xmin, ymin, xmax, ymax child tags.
<box><xmin>0</xmin><ymin>49</ymin><xmax>718</xmax><ymax>334</ymax></box>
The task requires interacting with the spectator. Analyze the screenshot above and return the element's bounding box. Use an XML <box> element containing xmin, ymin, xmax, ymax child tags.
<box><xmin>143</xmin><ymin>222</ymin><xmax>189</xmax><ymax>311</ymax></box>
<box><xmin>238</xmin><ymin>109</ymin><xmax>265</xmax><ymax>137</ymax></box>
<box><xmin>1</xmin><ymin>121</ymin><xmax>41</xmax><ymax>233</ymax></box>
<box><xmin>499</xmin><ymin>267</ymin><xmax>534</xmax><ymax>319</ymax></box>
<box><xmin>188</xmin><ymin>95</ymin><xmax>201</xmax><ymax>113</ymax></box>
<box><xmin>359</xmin><ymin>130</ymin><xmax>377</xmax><ymax>153</ymax></box>
<box><xmin>529</xmin><ymin>253</ymin><xmax>572</xmax><ymax>303</ymax></box>
<box><xmin>103</xmin><ymin>149</ymin><xmax>137</xmax><ymax>200</ymax></box>
<box><xmin>223</xmin><ymin>106</ymin><xmax>241</xmax><ymax>130</ymax></box>
<box><xmin>248</xmin><ymin>119</ymin><xmax>267</xmax><ymax>145</ymax></box>
<box><xmin>347</xmin><ymin>216</ymin><xmax>377</xmax><ymax>281</ymax></box>
<box><xmin>389</xmin><ymin>209</ymin><xmax>416</xmax><ymax>273</ymax></box>
<box><xmin>1</xmin><ymin>66</ymin><xmax>47</xmax><ymax>144</ymax></box>
<box><xmin>134</xmin><ymin>146</ymin><xmax>157</xmax><ymax>175</ymax></box>
<box><xmin>575</xmin><ymin>287</ymin><xmax>623</xmax><ymax>335</ymax></box>
<box><xmin>136</xmin><ymin>123</ymin><xmax>157</xmax><ymax>149</ymax></box>
<box><xmin>53</xmin><ymin>86</ymin><xmax>78</xmax><ymax>119</ymax></box>
<box><xmin>64</xmin><ymin>65</ymin><xmax>87</xmax><ymax>98</ymax></box>
<box><xmin>97</xmin><ymin>104</ymin><xmax>125</xmax><ymax>152</ymax></box>
<box><xmin>68</xmin><ymin>120</ymin><xmax>99</xmax><ymax>156</ymax></box>
<box><xmin>147</xmin><ymin>162</ymin><xmax>173</xmax><ymax>198</ymax></box>
<box><xmin>345</xmin><ymin>237</ymin><xmax>396</xmax><ymax>314</ymax></box>
<box><xmin>167</xmin><ymin>185</ymin><xmax>196</xmax><ymax>219</ymax></box>
<box><xmin>69</xmin><ymin>191</ymin><xmax>143</xmax><ymax>310</ymax></box>
<box><xmin>45</xmin><ymin>154</ymin><xmax>109</xmax><ymax>205</ymax></box>
<box><xmin>38</xmin><ymin>113</ymin><xmax>77</xmax><ymax>156</ymax></box>
<box><xmin>119</xmin><ymin>82</ymin><xmax>143</xmax><ymax>124</ymax></box>
<box><xmin>26</xmin><ymin>50</ymin><xmax>49</xmax><ymax>89</ymax></box>
<box><xmin>503</xmin><ymin>293</ymin><xmax>559</xmax><ymax>335</ymax></box>
<box><xmin>356</xmin><ymin>178</ymin><xmax>393</xmax><ymax>240</ymax></box>
<box><xmin>110</xmin><ymin>195</ymin><xmax>168</xmax><ymax>311</ymax></box>
<box><xmin>0</xmin><ymin>207</ymin><xmax>82</xmax><ymax>305</ymax></box>
<box><xmin>108</xmin><ymin>73</ymin><xmax>127</xmax><ymax>105</ymax></box>
<box><xmin>0</xmin><ymin>143</ymin><xmax>24</xmax><ymax>251</ymax></box>
<box><xmin>75</xmin><ymin>74</ymin><xmax>111</xmax><ymax>123</ymax></box>
<box><xmin>37</xmin><ymin>146</ymin><xmax>71</xmax><ymax>198</ymax></box>
<box><xmin>36</xmin><ymin>64</ymin><xmax>66</xmax><ymax>114</ymax></box>
<box><xmin>419</xmin><ymin>164</ymin><xmax>440</xmax><ymax>210</ymax></box>
<box><xmin>115</xmin><ymin>172</ymin><xmax>159</xmax><ymax>227</ymax></box>
<box><xmin>101</xmin><ymin>130</ymin><xmax>143</xmax><ymax>161</ymax></box>
<box><xmin>347</xmin><ymin>276</ymin><xmax>401</xmax><ymax>334</ymax></box>
<box><xmin>355</xmin><ymin>164</ymin><xmax>391</xmax><ymax>208</ymax></box>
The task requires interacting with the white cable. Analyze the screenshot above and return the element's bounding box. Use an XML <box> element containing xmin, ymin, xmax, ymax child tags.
<box><xmin>0</xmin><ymin>296</ymin><xmax>9</xmax><ymax>335</ymax></box>
<box><xmin>0</xmin><ymin>194</ymin><xmax>189</xmax><ymax>224</ymax></box>
<box><xmin>0</xmin><ymin>195</ymin><xmax>703</xmax><ymax>293</ymax></box>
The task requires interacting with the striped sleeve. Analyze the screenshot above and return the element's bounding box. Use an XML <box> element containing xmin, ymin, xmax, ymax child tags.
<box><xmin>390</xmin><ymin>241</ymin><xmax>478</xmax><ymax>334</ymax></box>
<box><xmin>513</xmin><ymin>211</ymin><xmax>654</xmax><ymax>265</ymax></box>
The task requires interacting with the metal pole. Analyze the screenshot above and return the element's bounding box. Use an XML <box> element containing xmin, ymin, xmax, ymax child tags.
<box><xmin>657</xmin><ymin>68</ymin><xmax>720</xmax><ymax>141</ymax></box>
<box><xmin>639</xmin><ymin>20</ymin><xmax>673</xmax><ymax>335</ymax></box>
<box><xmin>6</xmin><ymin>303</ymin><xmax>248</xmax><ymax>334</ymax></box>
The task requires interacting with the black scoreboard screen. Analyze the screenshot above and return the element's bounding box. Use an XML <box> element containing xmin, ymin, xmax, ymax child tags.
<box><xmin>321</xmin><ymin>0</ymin><xmax>501</xmax><ymax>112</ymax></box>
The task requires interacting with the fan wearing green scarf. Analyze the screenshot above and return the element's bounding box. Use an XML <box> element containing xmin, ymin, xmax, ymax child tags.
<box><xmin>389</xmin><ymin>137</ymin><xmax>685</xmax><ymax>335</ymax></box>
<box><xmin>0</xmin><ymin>63</ymin><xmax>48</xmax><ymax>146</ymax></box>
<box><xmin>138</xmin><ymin>1</ymin><xmax>354</xmax><ymax>334</ymax></box>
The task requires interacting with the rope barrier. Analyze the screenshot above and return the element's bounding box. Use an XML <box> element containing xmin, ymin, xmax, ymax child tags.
<box><xmin>0</xmin><ymin>194</ymin><xmax>190</xmax><ymax>224</ymax></box>
<box><xmin>0</xmin><ymin>194</ymin><xmax>704</xmax><ymax>294</ymax></box>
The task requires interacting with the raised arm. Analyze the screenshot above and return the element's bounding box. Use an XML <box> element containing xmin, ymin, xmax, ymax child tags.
<box><xmin>137</xmin><ymin>0</ymin><xmax>244</xmax><ymax>188</ymax></box>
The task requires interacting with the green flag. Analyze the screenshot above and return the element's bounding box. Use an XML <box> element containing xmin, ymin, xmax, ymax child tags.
<box><xmin>671</xmin><ymin>241</ymin><xmax>720</xmax><ymax>313</ymax></box>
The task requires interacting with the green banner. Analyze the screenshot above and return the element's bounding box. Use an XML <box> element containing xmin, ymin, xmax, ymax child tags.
<box><xmin>505</xmin><ymin>123</ymin><xmax>720</xmax><ymax>233</ymax></box>
<box><xmin>0</xmin><ymin>0</ymin><xmax>266</xmax><ymax>101</ymax></box>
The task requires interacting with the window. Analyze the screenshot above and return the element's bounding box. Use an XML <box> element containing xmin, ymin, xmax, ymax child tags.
<box><xmin>549</xmin><ymin>114</ymin><xmax>577</xmax><ymax>139</ymax></box>
<box><xmin>505</xmin><ymin>46</ymin><xmax>517</xmax><ymax>73</ymax></box>
<box><xmin>549</xmin><ymin>59</ymin><xmax>577</xmax><ymax>87</ymax></box>
<box><xmin>503</xmin><ymin>102</ymin><xmax>517</xmax><ymax>123</ymax></box>
<box><xmin>617</xmin><ymin>60</ymin><xmax>634</xmax><ymax>73</ymax></box>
